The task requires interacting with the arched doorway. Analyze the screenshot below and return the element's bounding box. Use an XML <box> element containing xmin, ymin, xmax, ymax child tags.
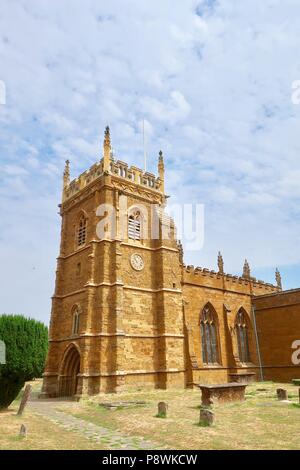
<box><xmin>58</xmin><ymin>345</ymin><xmax>81</xmax><ymax>397</ymax></box>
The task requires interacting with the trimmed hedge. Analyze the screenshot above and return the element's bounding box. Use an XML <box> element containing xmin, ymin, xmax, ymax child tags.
<box><xmin>0</xmin><ymin>314</ymin><xmax>48</xmax><ymax>409</ymax></box>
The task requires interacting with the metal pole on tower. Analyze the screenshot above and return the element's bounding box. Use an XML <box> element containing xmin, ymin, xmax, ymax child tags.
<box><xmin>143</xmin><ymin>119</ymin><xmax>147</xmax><ymax>172</ymax></box>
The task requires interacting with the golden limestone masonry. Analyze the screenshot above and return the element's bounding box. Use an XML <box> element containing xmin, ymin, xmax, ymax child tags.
<box><xmin>41</xmin><ymin>127</ymin><xmax>291</xmax><ymax>398</ymax></box>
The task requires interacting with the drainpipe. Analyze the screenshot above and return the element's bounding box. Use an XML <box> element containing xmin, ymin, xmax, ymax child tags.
<box><xmin>252</xmin><ymin>304</ymin><xmax>264</xmax><ymax>381</ymax></box>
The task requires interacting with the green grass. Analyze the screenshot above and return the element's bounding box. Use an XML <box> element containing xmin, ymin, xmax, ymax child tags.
<box><xmin>290</xmin><ymin>403</ymin><xmax>300</xmax><ymax>409</ymax></box>
<box><xmin>196</xmin><ymin>421</ymin><xmax>213</xmax><ymax>428</ymax></box>
<box><xmin>58</xmin><ymin>382</ymin><xmax>300</xmax><ymax>450</ymax></box>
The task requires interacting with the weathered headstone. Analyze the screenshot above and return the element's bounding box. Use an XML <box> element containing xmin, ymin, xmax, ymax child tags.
<box><xmin>19</xmin><ymin>424</ymin><xmax>27</xmax><ymax>438</ymax></box>
<box><xmin>276</xmin><ymin>388</ymin><xmax>288</xmax><ymax>401</ymax></box>
<box><xmin>99</xmin><ymin>400</ymin><xmax>147</xmax><ymax>410</ymax></box>
<box><xmin>17</xmin><ymin>384</ymin><xmax>32</xmax><ymax>416</ymax></box>
<box><xmin>157</xmin><ymin>401</ymin><xmax>168</xmax><ymax>418</ymax></box>
<box><xmin>199</xmin><ymin>408</ymin><xmax>214</xmax><ymax>427</ymax></box>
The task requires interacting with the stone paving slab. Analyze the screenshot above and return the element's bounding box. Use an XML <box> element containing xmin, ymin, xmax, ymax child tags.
<box><xmin>29</xmin><ymin>399</ymin><xmax>161</xmax><ymax>450</ymax></box>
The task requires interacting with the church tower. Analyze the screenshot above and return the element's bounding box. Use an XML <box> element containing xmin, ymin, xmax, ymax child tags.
<box><xmin>41</xmin><ymin>128</ymin><xmax>185</xmax><ymax>397</ymax></box>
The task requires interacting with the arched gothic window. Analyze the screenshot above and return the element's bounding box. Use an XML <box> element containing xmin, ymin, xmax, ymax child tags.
<box><xmin>128</xmin><ymin>211</ymin><xmax>141</xmax><ymax>240</ymax></box>
<box><xmin>200</xmin><ymin>304</ymin><xmax>219</xmax><ymax>365</ymax></box>
<box><xmin>235</xmin><ymin>309</ymin><xmax>250</xmax><ymax>363</ymax></box>
<box><xmin>77</xmin><ymin>214</ymin><xmax>87</xmax><ymax>247</ymax></box>
<box><xmin>72</xmin><ymin>307</ymin><xmax>80</xmax><ymax>335</ymax></box>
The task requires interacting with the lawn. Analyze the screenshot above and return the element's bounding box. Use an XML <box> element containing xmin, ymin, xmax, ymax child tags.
<box><xmin>1</xmin><ymin>380</ymin><xmax>300</xmax><ymax>450</ymax></box>
<box><xmin>58</xmin><ymin>381</ymin><xmax>300</xmax><ymax>450</ymax></box>
<box><xmin>0</xmin><ymin>410</ymin><xmax>107</xmax><ymax>450</ymax></box>
<box><xmin>0</xmin><ymin>382</ymin><xmax>104</xmax><ymax>450</ymax></box>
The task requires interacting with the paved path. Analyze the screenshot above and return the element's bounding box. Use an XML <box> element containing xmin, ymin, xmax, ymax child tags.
<box><xmin>29</xmin><ymin>398</ymin><xmax>161</xmax><ymax>450</ymax></box>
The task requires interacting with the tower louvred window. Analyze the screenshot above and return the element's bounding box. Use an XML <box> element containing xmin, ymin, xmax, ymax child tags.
<box><xmin>128</xmin><ymin>211</ymin><xmax>141</xmax><ymax>240</ymax></box>
<box><xmin>72</xmin><ymin>307</ymin><xmax>80</xmax><ymax>335</ymax></box>
<box><xmin>77</xmin><ymin>215</ymin><xmax>87</xmax><ymax>246</ymax></box>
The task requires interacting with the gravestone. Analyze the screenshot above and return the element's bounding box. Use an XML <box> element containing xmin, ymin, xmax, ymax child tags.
<box><xmin>199</xmin><ymin>383</ymin><xmax>247</xmax><ymax>406</ymax></box>
<box><xmin>276</xmin><ymin>388</ymin><xmax>288</xmax><ymax>401</ymax></box>
<box><xmin>157</xmin><ymin>401</ymin><xmax>168</xmax><ymax>417</ymax></box>
<box><xmin>17</xmin><ymin>384</ymin><xmax>32</xmax><ymax>416</ymax></box>
<box><xmin>199</xmin><ymin>408</ymin><xmax>214</xmax><ymax>427</ymax></box>
<box><xmin>99</xmin><ymin>400</ymin><xmax>146</xmax><ymax>410</ymax></box>
<box><xmin>19</xmin><ymin>424</ymin><xmax>27</xmax><ymax>438</ymax></box>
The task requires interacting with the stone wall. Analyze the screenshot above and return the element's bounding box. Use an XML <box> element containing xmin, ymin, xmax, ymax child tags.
<box><xmin>254</xmin><ymin>289</ymin><xmax>300</xmax><ymax>382</ymax></box>
<box><xmin>182</xmin><ymin>267</ymin><xmax>278</xmax><ymax>387</ymax></box>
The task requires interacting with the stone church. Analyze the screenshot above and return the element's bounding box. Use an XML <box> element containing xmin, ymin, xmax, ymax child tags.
<box><xmin>41</xmin><ymin>127</ymin><xmax>300</xmax><ymax>398</ymax></box>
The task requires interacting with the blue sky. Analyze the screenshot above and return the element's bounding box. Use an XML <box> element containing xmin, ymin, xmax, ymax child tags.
<box><xmin>0</xmin><ymin>0</ymin><xmax>300</xmax><ymax>324</ymax></box>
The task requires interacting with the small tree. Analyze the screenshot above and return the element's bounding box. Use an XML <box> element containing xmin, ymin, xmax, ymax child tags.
<box><xmin>0</xmin><ymin>314</ymin><xmax>48</xmax><ymax>410</ymax></box>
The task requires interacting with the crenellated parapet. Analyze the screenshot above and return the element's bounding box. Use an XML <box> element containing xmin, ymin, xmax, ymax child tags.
<box><xmin>183</xmin><ymin>264</ymin><xmax>280</xmax><ymax>295</ymax></box>
<box><xmin>62</xmin><ymin>127</ymin><xmax>163</xmax><ymax>202</ymax></box>
<box><xmin>109</xmin><ymin>159</ymin><xmax>161</xmax><ymax>190</ymax></box>
<box><xmin>63</xmin><ymin>161</ymin><xmax>104</xmax><ymax>201</ymax></box>
<box><xmin>63</xmin><ymin>158</ymin><xmax>162</xmax><ymax>202</ymax></box>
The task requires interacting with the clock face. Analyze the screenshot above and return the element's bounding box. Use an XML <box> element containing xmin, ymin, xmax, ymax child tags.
<box><xmin>130</xmin><ymin>253</ymin><xmax>144</xmax><ymax>271</ymax></box>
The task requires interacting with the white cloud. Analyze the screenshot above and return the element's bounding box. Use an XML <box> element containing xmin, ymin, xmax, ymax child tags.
<box><xmin>41</xmin><ymin>112</ymin><xmax>76</xmax><ymax>133</ymax></box>
<box><xmin>0</xmin><ymin>0</ymin><xmax>299</xmax><ymax>323</ymax></box>
<box><xmin>141</xmin><ymin>90</ymin><xmax>191</xmax><ymax>124</ymax></box>
<box><xmin>3</xmin><ymin>164</ymin><xmax>28</xmax><ymax>176</ymax></box>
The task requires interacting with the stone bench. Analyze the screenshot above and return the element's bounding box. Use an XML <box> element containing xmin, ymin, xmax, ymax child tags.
<box><xmin>198</xmin><ymin>383</ymin><xmax>247</xmax><ymax>406</ymax></box>
<box><xmin>229</xmin><ymin>372</ymin><xmax>256</xmax><ymax>384</ymax></box>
